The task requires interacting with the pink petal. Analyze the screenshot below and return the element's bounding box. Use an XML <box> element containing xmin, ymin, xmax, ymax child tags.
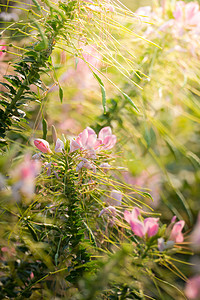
<box><xmin>129</xmin><ymin>219</ymin><xmax>146</xmax><ymax>238</ymax></box>
<box><xmin>173</xmin><ymin>1</ymin><xmax>184</xmax><ymax>21</ymax></box>
<box><xmin>144</xmin><ymin>217</ymin><xmax>159</xmax><ymax>237</ymax></box>
<box><xmin>98</xmin><ymin>126</ymin><xmax>112</xmax><ymax>140</ymax></box>
<box><xmin>169</xmin><ymin>220</ymin><xmax>185</xmax><ymax>243</ymax></box>
<box><xmin>34</xmin><ymin>139</ymin><xmax>52</xmax><ymax>154</ymax></box>
<box><xmin>102</xmin><ymin>135</ymin><xmax>117</xmax><ymax>150</ymax></box>
<box><xmin>94</xmin><ymin>138</ymin><xmax>103</xmax><ymax>149</ymax></box>
<box><xmin>79</xmin><ymin>129</ymin><xmax>89</xmax><ymax>148</ymax></box>
<box><xmin>55</xmin><ymin>138</ymin><xmax>64</xmax><ymax>153</ymax></box>
<box><xmin>70</xmin><ymin>140</ymin><xmax>81</xmax><ymax>152</ymax></box>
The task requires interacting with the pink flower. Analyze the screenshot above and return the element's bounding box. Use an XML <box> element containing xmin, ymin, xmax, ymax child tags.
<box><xmin>124</xmin><ymin>208</ymin><xmax>159</xmax><ymax>238</ymax></box>
<box><xmin>173</xmin><ymin>1</ymin><xmax>200</xmax><ymax>29</ymax></box>
<box><xmin>190</xmin><ymin>212</ymin><xmax>200</xmax><ymax>251</ymax></box>
<box><xmin>11</xmin><ymin>155</ymin><xmax>41</xmax><ymax>200</ymax></box>
<box><xmin>0</xmin><ymin>42</ymin><xmax>6</xmax><ymax>60</ymax></box>
<box><xmin>98</xmin><ymin>127</ymin><xmax>116</xmax><ymax>150</ymax></box>
<box><xmin>169</xmin><ymin>220</ymin><xmax>185</xmax><ymax>243</ymax></box>
<box><xmin>34</xmin><ymin>139</ymin><xmax>52</xmax><ymax>154</ymax></box>
<box><xmin>185</xmin><ymin>275</ymin><xmax>200</xmax><ymax>299</ymax></box>
<box><xmin>70</xmin><ymin>126</ymin><xmax>116</xmax><ymax>153</ymax></box>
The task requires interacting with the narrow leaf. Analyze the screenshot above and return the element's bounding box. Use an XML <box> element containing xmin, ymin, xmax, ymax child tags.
<box><xmin>59</xmin><ymin>86</ymin><xmax>63</xmax><ymax>103</ymax></box>
<box><xmin>123</xmin><ymin>92</ymin><xmax>139</xmax><ymax>112</ymax></box>
<box><xmin>92</xmin><ymin>72</ymin><xmax>106</xmax><ymax>113</ymax></box>
<box><xmin>42</xmin><ymin>118</ymin><xmax>48</xmax><ymax>140</ymax></box>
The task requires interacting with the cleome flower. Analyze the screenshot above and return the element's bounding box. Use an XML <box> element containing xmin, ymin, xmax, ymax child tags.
<box><xmin>173</xmin><ymin>1</ymin><xmax>200</xmax><ymax>30</ymax></box>
<box><xmin>124</xmin><ymin>207</ymin><xmax>159</xmax><ymax>238</ymax></box>
<box><xmin>70</xmin><ymin>126</ymin><xmax>116</xmax><ymax>153</ymax></box>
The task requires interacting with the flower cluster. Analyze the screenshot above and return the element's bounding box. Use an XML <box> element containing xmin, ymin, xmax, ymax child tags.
<box><xmin>33</xmin><ymin>126</ymin><xmax>116</xmax><ymax>175</ymax></box>
<box><xmin>124</xmin><ymin>207</ymin><xmax>185</xmax><ymax>249</ymax></box>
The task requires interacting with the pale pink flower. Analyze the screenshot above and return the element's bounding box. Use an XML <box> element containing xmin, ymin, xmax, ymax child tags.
<box><xmin>169</xmin><ymin>220</ymin><xmax>185</xmax><ymax>243</ymax></box>
<box><xmin>185</xmin><ymin>275</ymin><xmax>200</xmax><ymax>299</ymax></box>
<box><xmin>34</xmin><ymin>139</ymin><xmax>52</xmax><ymax>154</ymax></box>
<box><xmin>173</xmin><ymin>1</ymin><xmax>200</xmax><ymax>30</ymax></box>
<box><xmin>11</xmin><ymin>155</ymin><xmax>41</xmax><ymax>200</ymax></box>
<box><xmin>190</xmin><ymin>212</ymin><xmax>200</xmax><ymax>251</ymax></box>
<box><xmin>55</xmin><ymin>138</ymin><xmax>64</xmax><ymax>153</ymax></box>
<box><xmin>70</xmin><ymin>126</ymin><xmax>116</xmax><ymax>153</ymax></box>
<box><xmin>98</xmin><ymin>127</ymin><xmax>116</xmax><ymax>150</ymax></box>
<box><xmin>124</xmin><ymin>208</ymin><xmax>159</xmax><ymax>238</ymax></box>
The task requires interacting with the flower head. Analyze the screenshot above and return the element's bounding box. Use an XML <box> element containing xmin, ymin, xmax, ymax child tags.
<box><xmin>124</xmin><ymin>208</ymin><xmax>159</xmax><ymax>238</ymax></box>
<box><xmin>173</xmin><ymin>1</ymin><xmax>200</xmax><ymax>30</ymax></box>
<box><xmin>70</xmin><ymin>126</ymin><xmax>116</xmax><ymax>154</ymax></box>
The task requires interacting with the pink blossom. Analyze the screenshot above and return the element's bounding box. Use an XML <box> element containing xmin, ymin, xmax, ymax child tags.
<box><xmin>124</xmin><ymin>208</ymin><xmax>159</xmax><ymax>238</ymax></box>
<box><xmin>185</xmin><ymin>275</ymin><xmax>200</xmax><ymax>299</ymax></box>
<box><xmin>169</xmin><ymin>220</ymin><xmax>185</xmax><ymax>243</ymax></box>
<box><xmin>173</xmin><ymin>1</ymin><xmax>200</xmax><ymax>30</ymax></box>
<box><xmin>55</xmin><ymin>138</ymin><xmax>64</xmax><ymax>153</ymax></box>
<box><xmin>190</xmin><ymin>212</ymin><xmax>200</xmax><ymax>251</ymax></box>
<box><xmin>98</xmin><ymin>127</ymin><xmax>116</xmax><ymax>150</ymax></box>
<box><xmin>0</xmin><ymin>42</ymin><xmax>6</xmax><ymax>60</ymax></box>
<box><xmin>70</xmin><ymin>126</ymin><xmax>116</xmax><ymax>153</ymax></box>
<box><xmin>11</xmin><ymin>155</ymin><xmax>41</xmax><ymax>200</ymax></box>
<box><xmin>34</xmin><ymin>139</ymin><xmax>52</xmax><ymax>154</ymax></box>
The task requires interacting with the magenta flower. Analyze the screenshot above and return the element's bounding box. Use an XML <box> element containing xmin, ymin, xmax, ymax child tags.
<box><xmin>34</xmin><ymin>139</ymin><xmax>52</xmax><ymax>154</ymax></box>
<box><xmin>169</xmin><ymin>220</ymin><xmax>185</xmax><ymax>243</ymax></box>
<box><xmin>185</xmin><ymin>275</ymin><xmax>200</xmax><ymax>299</ymax></box>
<box><xmin>124</xmin><ymin>208</ymin><xmax>159</xmax><ymax>238</ymax></box>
